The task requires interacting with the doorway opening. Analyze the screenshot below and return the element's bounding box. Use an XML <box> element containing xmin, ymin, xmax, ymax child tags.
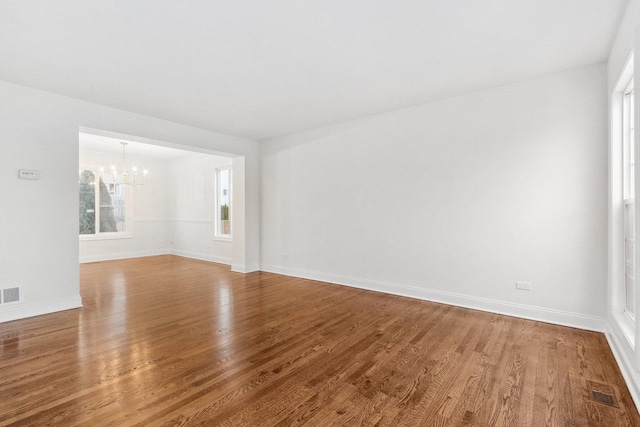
<box><xmin>78</xmin><ymin>128</ymin><xmax>243</xmax><ymax>267</ymax></box>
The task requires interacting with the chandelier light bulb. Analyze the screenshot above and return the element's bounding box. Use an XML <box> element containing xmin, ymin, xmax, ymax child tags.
<box><xmin>98</xmin><ymin>141</ymin><xmax>149</xmax><ymax>186</ymax></box>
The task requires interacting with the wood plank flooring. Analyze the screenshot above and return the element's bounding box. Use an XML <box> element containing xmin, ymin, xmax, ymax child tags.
<box><xmin>0</xmin><ymin>255</ymin><xmax>638</xmax><ymax>426</ymax></box>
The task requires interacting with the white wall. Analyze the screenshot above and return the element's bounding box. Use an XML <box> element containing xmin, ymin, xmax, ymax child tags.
<box><xmin>0</xmin><ymin>80</ymin><xmax>259</xmax><ymax>323</ymax></box>
<box><xmin>608</xmin><ymin>0</ymin><xmax>640</xmax><ymax>92</ymax></box>
<box><xmin>79</xmin><ymin>150</ymin><xmax>171</xmax><ymax>262</ymax></box>
<box><xmin>169</xmin><ymin>154</ymin><xmax>233</xmax><ymax>263</ymax></box>
<box><xmin>261</xmin><ymin>63</ymin><xmax>608</xmax><ymax>330</ymax></box>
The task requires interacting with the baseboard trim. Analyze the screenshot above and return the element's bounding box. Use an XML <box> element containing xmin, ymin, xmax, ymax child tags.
<box><xmin>606</xmin><ymin>319</ymin><xmax>640</xmax><ymax>412</ymax></box>
<box><xmin>260</xmin><ymin>264</ymin><xmax>606</xmax><ymax>332</ymax></box>
<box><xmin>0</xmin><ymin>295</ymin><xmax>83</xmax><ymax>323</ymax></box>
<box><xmin>231</xmin><ymin>264</ymin><xmax>260</xmax><ymax>273</ymax></box>
<box><xmin>170</xmin><ymin>249</ymin><xmax>231</xmax><ymax>265</ymax></box>
<box><xmin>80</xmin><ymin>250</ymin><xmax>169</xmax><ymax>263</ymax></box>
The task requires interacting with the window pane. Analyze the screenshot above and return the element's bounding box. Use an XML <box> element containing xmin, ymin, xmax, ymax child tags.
<box><xmin>631</xmin><ymin>89</ymin><xmax>635</xmax><ymax>198</ymax></box>
<box><xmin>624</xmin><ymin>89</ymin><xmax>635</xmax><ymax>200</ymax></box>
<box><xmin>79</xmin><ymin>170</ymin><xmax>96</xmax><ymax>235</ymax></box>
<box><xmin>624</xmin><ymin>83</ymin><xmax>635</xmax><ymax>317</ymax></box>
<box><xmin>217</xmin><ymin>168</ymin><xmax>231</xmax><ymax>236</ymax></box>
<box><xmin>625</xmin><ymin>199</ymin><xmax>634</xmax><ymax>317</ymax></box>
<box><xmin>626</xmin><ymin>232</ymin><xmax>635</xmax><ymax>316</ymax></box>
<box><xmin>99</xmin><ymin>176</ymin><xmax>125</xmax><ymax>233</ymax></box>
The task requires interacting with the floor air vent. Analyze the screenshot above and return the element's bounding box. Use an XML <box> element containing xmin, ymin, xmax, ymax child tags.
<box><xmin>592</xmin><ymin>390</ymin><xmax>615</xmax><ymax>406</ymax></box>
<box><xmin>587</xmin><ymin>380</ymin><xmax>618</xmax><ymax>408</ymax></box>
<box><xmin>2</xmin><ymin>287</ymin><xmax>19</xmax><ymax>303</ymax></box>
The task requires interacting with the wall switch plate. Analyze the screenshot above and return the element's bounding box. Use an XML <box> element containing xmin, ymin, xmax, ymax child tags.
<box><xmin>516</xmin><ymin>281</ymin><xmax>531</xmax><ymax>291</ymax></box>
<box><xmin>19</xmin><ymin>169</ymin><xmax>40</xmax><ymax>180</ymax></box>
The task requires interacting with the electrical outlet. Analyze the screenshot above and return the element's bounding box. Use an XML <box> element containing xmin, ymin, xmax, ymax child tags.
<box><xmin>516</xmin><ymin>281</ymin><xmax>531</xmax><ymax>291</ymax></box>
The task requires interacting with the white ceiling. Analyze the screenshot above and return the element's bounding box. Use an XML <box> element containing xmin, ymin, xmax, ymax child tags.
<box><xmin>0</xmin><ymin>0</ymin><xmax>629</xmax><ymax>141</ymax></box>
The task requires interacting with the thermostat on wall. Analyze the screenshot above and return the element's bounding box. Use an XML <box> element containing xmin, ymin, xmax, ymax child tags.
<box><xmin>18</xmin><ymin>169</ymin><xmax>40</xmax><ymax>180</ymax></box>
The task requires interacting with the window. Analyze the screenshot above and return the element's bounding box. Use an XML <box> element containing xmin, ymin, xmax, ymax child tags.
<box><xmin>611</xmin><ymin>53</ymin><xmax>636</xmax><ymax>346</ymax></box>
<box><xmin>216</xmin><ymin>167</ymin><xmax>232</xmax><ymax>237</ymax></box>
<box><xmin>624</xmin><ymin>79</ymin><xmax>635</xmax><ymax>318</ymax></box>
<box><xmin>79</xmin><ymin>169</ymin><xmax>128</xmax><ymax>237</ymax></box>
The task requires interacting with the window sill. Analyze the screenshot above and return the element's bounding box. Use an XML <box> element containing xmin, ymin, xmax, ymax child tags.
<box><xmin>212</xmin><ymin>236</ymin><xmax>232</xmax><ymax>242</ymax></box>
<box><xmin>80</xmin><ymin>233</ymin><xmax>133</xmax><ymax>242</ymax></box>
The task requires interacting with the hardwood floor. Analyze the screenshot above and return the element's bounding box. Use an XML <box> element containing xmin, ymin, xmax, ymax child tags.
<box><xmin>1</xmin><ymin>255</ymin><xmax>638</xmax><ymax>426</ymax></box>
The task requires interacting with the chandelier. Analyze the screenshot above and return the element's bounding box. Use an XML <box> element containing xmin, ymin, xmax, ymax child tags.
<box><xmin>100</xmin><ymin>141</ymin><xmax>148</xmax><ymax>186</ymax></box>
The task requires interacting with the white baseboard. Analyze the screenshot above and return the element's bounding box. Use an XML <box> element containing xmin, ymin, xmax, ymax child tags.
<box><xmin>170</xmin><ymin>249</ymin><xmax>231</xmax><ymax>265</ymax></box>
<box><xmin>81</xmin><ymin>249</ymin><xmax>233</xmax><ymax>266</ymax></box>
<box><xmin>606</xmin><ymin>319</ymin><xmax>640</xmax><ymax>412</ymax></box>
<box><xmin>260</xmin><ymin>264</ymin><xmax>606</xmax><ymax>332</ymax></box>
<box><xmin>79</xmin><ymin>249</ymin><xmax>169</xmax><ymax>263</ymax></box>
<box><xmin>231</xmin><ymin>263</ymin><xmax>260</xmax><ymax>273</ymax></box>
<box><xmin>0</xmin><ymin>295</ymin><xmax>83</xmax><ymax>323</ymax></box>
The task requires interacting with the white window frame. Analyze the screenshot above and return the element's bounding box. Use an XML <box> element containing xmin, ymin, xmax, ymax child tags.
<box><xmin>624</xmin><ymin>79</ymin><xmax>635</xmax><ymax>319</ymax></box>
<box><xmin>79</xmin><ymin>166</ymin><xmax>133</xmax><ymax>241</ymax></box>
<box><xmin>610</xmin><ymin>52</ymin><xmax>636</xmax><ymax>351</ymax></box>
<box><xmin>215</xmin><ymin>167</ymin><xmax>232</xmax><ymax>239</ymax></box>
